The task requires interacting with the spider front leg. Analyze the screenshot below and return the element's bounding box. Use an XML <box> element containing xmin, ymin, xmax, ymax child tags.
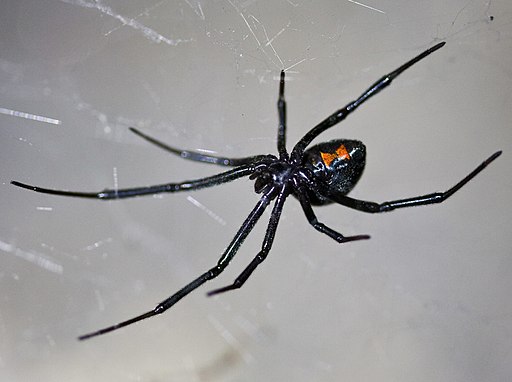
<box><xmin>296</xmin><ymin>186</ymin><xmax>370</xmax><ymax>243</ymax></box>
<box><xmin>330</xmin><ymin>151</ymin><xmax>501</xmax><ymax>213</ymax></box>
<box><xmin>11</xmin><ymin>164</ymin><xmax>258</xmax><ymax>200</ymax></box>
<box><xmin>78</xmin><ymin>187</ymin><xmax>278</xmax><ymax>340</ymax></box>
<box><xmin>207</xmin><ymin>186</ymin><xmax>288</xmax><ymax>296</ymax></box>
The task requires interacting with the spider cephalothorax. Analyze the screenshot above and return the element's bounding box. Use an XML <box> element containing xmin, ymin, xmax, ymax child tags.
<box><xmin>11</xmin><ymin>41</ymin><xmax>501</xmax><ymax>340</ymax></box>
<box><xmin>251</xmin><ymin>159</ymin><xmax>292</xmax><ymax>194</ymax></box>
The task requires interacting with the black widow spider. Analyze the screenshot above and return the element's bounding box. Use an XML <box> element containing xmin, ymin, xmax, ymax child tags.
<box><xmin>12</xmin><ymin>42</ymin><xmax>501</xmax><ymax>340</ymax></box>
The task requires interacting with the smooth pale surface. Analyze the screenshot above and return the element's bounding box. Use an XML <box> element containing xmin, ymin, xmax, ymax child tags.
<box><xmin>1</xmin><ymin>1</ymin><xmax>511</xmax><ymax>381</ymax></box>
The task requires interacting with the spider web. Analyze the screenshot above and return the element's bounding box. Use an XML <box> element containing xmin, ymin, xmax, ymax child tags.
<box><xmin>1</xmin><ymin>0</ymin><xmax>510</xmax><ymax>381</ymax></box>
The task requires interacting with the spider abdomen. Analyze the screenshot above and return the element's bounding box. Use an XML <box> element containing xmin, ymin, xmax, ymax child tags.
<box><xmin>303</xmin><ymin>139</ymin><xmax>366</xmax><ymax>205</ymax></box>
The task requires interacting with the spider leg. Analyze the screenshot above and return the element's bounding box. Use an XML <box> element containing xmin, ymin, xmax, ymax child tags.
<box><xmin>329</xmin><ymin>151</ymin><xmax>501</xmax><ymax>213</ymax></box>
<box><xmin>207</xmin><ymin>186</ymin><xmax>288</xmax><ymax>296</ymax></box>
<box><xmin>277</xmin><ymin>71</ymin><xmax>288</xmax><ymax>160</ymax></box>
<box><xmin>11</xmin><ymin>163</ymin><xmax>259</xmax><ymax>200</ymax></box>
<box><xmin>129</xmin><ymin>127</ymin><xmax>269</xmax><ymax>166</ymax></box>
<box><xmin>78</xmin><ymin>187</ymin><xmax>278</xmax><ymax>340</ymax></box>
<box><xmin>292</xmin><ymin>42</ymin><xmax>446</xmax><ymax>160</ymax></box>
<box><xmin>296</xmin><ymin>187</ymin><xmax>370</xmax><ymax>243</ymax></box>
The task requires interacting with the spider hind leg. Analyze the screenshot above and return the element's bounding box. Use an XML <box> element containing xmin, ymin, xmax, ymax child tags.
<box><xmin>331</xmin><ymin>151</ymin><xmax>502</xmax><ymax>213</ymax></box>
<box><xmin>297</xmin><ymin>187</ymin><xmax>370</xmax><ymax>243</ymax></box>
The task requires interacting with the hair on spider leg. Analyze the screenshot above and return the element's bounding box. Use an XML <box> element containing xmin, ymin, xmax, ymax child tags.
<box><xmin>11</xmin><ymin>41</ymin><xmax>501</xmax><ymax>340</ymax></box>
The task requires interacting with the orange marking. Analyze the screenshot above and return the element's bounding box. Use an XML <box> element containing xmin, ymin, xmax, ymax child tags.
<box><xmin>320</xmin><ymin>144</ymin><xmax>351</xmax><ymax>167</ymax></box>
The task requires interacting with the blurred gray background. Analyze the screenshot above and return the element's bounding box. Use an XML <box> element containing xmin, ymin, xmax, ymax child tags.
<box><xmin>1</xmin><ymin>1</ymin><xmax>511</xmax><ymax>381</ymax></box>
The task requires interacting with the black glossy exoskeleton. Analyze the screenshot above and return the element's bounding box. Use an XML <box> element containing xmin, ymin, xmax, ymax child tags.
<box><xmin>11</xmin><ymin>42</ymin><xmax>501</xmax><ymax>340</ymax></box>
<box><xmin>303</xmin><ymin>139</ymin><xmax>366</xmax><ymax>205</ymax></box>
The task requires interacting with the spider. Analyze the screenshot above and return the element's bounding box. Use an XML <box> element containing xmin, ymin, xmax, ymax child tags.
<box><xmin>11</xmin><ymin>41</ymin><xmax>501</xmax><ymax>341</ymax></box>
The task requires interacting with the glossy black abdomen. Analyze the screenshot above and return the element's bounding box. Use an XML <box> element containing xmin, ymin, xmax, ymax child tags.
<box><xmin>301</xmin><ymin>139</ymin><xmax>366</xmax><ymax>205</ymax></box>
